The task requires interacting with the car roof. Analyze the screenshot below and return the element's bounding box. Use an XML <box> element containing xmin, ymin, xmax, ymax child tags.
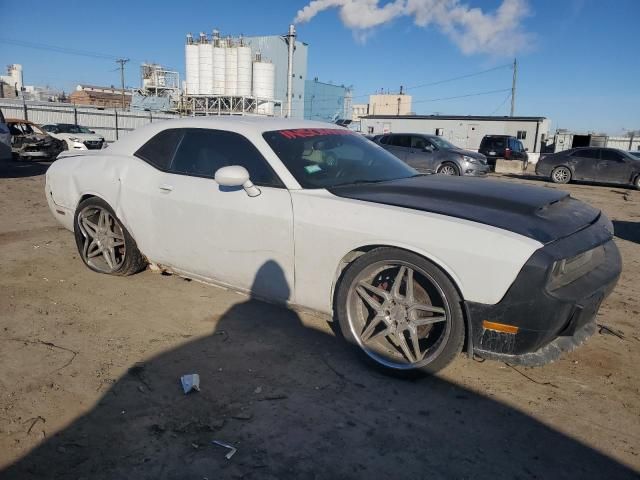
<box><xmin>107</xmin><ymin>116</ymin><xmax>346</xmax><ymax>155</ymax></box>
<box><xmin>482</xmin><ymin>135</ymin><xmax>514</xmax><ymax>139</ymax></box>
<box><xmin>6</xmin><ymin>118</ymin><xmax>38</xmax><ymax>125</ymax></box>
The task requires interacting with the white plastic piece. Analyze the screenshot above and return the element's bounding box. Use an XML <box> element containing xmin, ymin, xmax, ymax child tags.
<box><xmin>180</xmin><ymin>374</ymin><xmax>200</xmax><ymax>394</ymax></box>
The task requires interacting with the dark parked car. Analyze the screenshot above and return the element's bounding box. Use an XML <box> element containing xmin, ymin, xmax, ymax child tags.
<box><xmin>535</xmin><ymin>147</ymin><xmax>640</xmax><ymax>188</ymax></box>
<box><xmin>479</xmin><ymin>135</ymin><xmax>528</xmax><ymax>168</ymax></box>
<box><xmin>375</xmin><ymin>133</ymin><xmax>489</xmax><ymax>176</ymax></box>
<box><xmin>0</xmin><ymin>108</ymin><xmax>10</xmax><ymax>160</ymax></box>
<box><xmin>630</xmin><ymin>151</ymin><xmax>640</xmax><ymax>159</ymax></box>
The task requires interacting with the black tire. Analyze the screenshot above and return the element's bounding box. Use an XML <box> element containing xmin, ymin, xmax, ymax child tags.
<box><xmin>335</xmin><ymin>247</ymin><xmax>465</xmax><ymax>376</ymax></box>
<box><xmin>550</xmin><ymin>166</ymin><xmax>571</xmax><ymax>184</ymax></box>
<box><xmin>74</xmin><ymin>197</ymin><xmax>146</xmax><ymax>276</ymax></box>
<box><xmin>634</xmin><ymin>175</ymin><xmax>640</xmax><ymax>190</ymax></box>
<box><xmin>437</xmin><ymin>162</ymin><xmax>460</xmax><ymax>176</ymax></box>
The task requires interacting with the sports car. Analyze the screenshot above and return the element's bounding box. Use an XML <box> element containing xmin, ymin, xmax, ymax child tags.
<box><xmin>45</xmin><ymin>117</ymin><xmax>621</xmax><ymax>374</ymax></box>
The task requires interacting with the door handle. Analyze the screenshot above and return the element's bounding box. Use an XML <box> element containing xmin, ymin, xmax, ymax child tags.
<box><xmin>159</xmin><ymin>184</ymin><xmax>174</xmax><ymax>192</ymax></box>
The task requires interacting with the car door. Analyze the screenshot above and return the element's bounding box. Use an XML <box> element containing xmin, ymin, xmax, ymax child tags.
<box><xmin>384</xmin><ymin>134</ymin><xmax>411</xmax><ymax>161</ymax></box>
<box><xmin>404</xmin><ymin>135</ymin><xmax>435</xmax><ymax>172</ymax></box>
<box><xmin>596</xmin><ymin>149</ymin><xmax>632</xmax><ymax>184</ymax></box>
<box><xmin>123</xmin><ymin>127</ymin><xmax>295</xmax><ymax>302</ymax></box>
<box><xmin>569</xmin><ymin>149</ymin><xmax>599</xmax><ymax>180</ymax></box>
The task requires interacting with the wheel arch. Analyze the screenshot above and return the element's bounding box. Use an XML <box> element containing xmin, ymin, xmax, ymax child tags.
<box><xmin>330</xmin><ymin>243</ymin><xmax>473</xmax><ymax>355</ymax></box>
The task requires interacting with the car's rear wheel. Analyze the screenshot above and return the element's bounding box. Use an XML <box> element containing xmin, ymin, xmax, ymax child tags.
<box><xmin>336</xmin><ymin>248</ymin><xmax>465</xmax><ymax>375</ymax></box>
<box><xmin>551</xmin><ymin>166</ymin><xmax>571</xmax><ymax>184</ymax></box>
<box><xmin>74</xmin><ymin>197</ymin><xmax>146</xmax><ymax>276</ymax></box>
<box><xmin>634</xmin><ymin>175</ymin><xmax>640</xmax><ymax>190</ymax></box>
<box><xmin>437</xmin><ymin>162</ymin><xmax>460</xmax><ymax>176</ymax></box>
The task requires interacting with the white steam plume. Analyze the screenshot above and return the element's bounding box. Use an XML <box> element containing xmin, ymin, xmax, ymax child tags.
<box><xmin>293</xmin><ymin>0</ymin><xmax>531</xmax><ymax>56</ymax></box>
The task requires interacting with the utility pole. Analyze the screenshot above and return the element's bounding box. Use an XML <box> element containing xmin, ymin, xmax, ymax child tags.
<box><xmin>116</xmin><ymin>58</ymin><xmax>129</xmax><ymax>111</ymax></box>
<box><xmin>285</xmin><ymin>24</ymin><xmax>296</xmax><ymax>118</ymax></box>
<box><xmin>510</xmin><ymin>58</ymin><xmax>517</xmax><ymax>117</ymax></box>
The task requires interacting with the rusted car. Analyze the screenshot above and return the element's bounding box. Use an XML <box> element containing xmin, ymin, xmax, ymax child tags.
<box><xmin>7</xmin><ymin>118</ymin><xmax>66</xmax><ymax>160</ymax></box>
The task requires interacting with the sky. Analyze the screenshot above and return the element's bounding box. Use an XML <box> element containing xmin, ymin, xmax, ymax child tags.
<box><xmin>0</xmin><ymin>0</ymin><xmax>638</xmax><ymax>134</ymax></box>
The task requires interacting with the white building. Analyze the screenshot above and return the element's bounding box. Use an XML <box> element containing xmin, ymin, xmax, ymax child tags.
<box><xmin>361</xmin><ymin>114</ymin><xmax>550</xmax><ymax>155</ymax></box>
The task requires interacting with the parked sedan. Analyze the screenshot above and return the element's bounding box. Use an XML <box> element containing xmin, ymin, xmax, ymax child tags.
<box><xmin>375</xmin><ymin>133</ymin><xmax>489</xmax><ymax>176</ymax></box>
<box><xmin>45</xmin><ymin>118</ymin><xmax>620</xmax><ymax>374</ymax></box>
<box><xmin>536</xmin><ymin>147</ymin><xmax>640</xmax><ymax>188</ymax></box>
<box><xmin>41</xmin><ymin>123</ymin><xmax>106</xmax><ymax>150</ymax></box>
<box><xmin>7</xmin><ymin>119</ymin><xmax>66</xmax><ymax>160</ymax></box>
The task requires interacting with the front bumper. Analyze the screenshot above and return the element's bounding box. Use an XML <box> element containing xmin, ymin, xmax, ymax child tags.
<box><xmin>463</xmin><ymin>163</ymin><xmax>490</xmax><ymax>176</ymax></box>
<box><xmin>466</xmin><ymin>214</ymin><xmax>621</xmax><ymax>366</ymax></box>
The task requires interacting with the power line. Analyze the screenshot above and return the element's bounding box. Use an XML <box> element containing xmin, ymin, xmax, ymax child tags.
<box><xmin>490</xmin><ymin>92</ymin><xmax>512</xmax><ymax>115</ymax></box>
<box><xmin>404</xmin><ymin>64</ymin><xmax>512</xmax><ymax>92</ymax></box>
<box><xmin>0</xmin><ymin>38</ymin><xmax>123</xmax><ymax>61</ymax></box>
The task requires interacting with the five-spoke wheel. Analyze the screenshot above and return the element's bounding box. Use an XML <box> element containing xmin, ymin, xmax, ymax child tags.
<box><xmin>551</xmin><ymin>166</ymin><xmax>571</xmax><ymax>184</ymax></box>
<box><xmin>74</xmin><ymin>197</ymin><xmax>146</xmax><ymax>276</ymax></box>
<box><xmin>336</xmin><ymin>248</ymin><xmax>465</xmax><ymax>374</ymax></box>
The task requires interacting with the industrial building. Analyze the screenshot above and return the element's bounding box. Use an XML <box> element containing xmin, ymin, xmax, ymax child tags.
<box><xmin>183</xmin><ymin>26</ymin><xmax>308</xmax><ymax>118</ymax></box>
<box><xmin>303</xmin><ymin>78</ymin><xmax>351</xmax><ymax>122</ymax></box>
<box><xmin>361</xmin><ymin>115</ymin><xmax>549</xmax><ymax>155</ymax></box>
<box><xmin>69</xmin><ymin>85</ymin><xmax>132</xmax><ymax>109</ymax></box>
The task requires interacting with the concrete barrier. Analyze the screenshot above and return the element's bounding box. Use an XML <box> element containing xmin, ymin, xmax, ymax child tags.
<box><xmin>495</xmin><ymin>159</ymin><xmax>526</xmax><ymax>174</ymax></box>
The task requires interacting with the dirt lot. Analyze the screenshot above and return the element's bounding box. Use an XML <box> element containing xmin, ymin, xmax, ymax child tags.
<box><xmin>0</xmin><ymin>160</ymin><xmax>638</xmax><ymax>479</ymax></box>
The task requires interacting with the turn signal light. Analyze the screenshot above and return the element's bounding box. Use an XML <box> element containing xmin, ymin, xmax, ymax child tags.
<box><xmin>482</xmin><ymin>320</ymin><xmax>519</xmax><ymax>334</ymax></box>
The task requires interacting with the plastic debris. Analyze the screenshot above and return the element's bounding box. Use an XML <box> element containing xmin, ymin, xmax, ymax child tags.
<box><xmin>212</xmin><ymin>440</ymin><xmax>237</xmax><ymax>459</ymax></box>
<box><xmin>180</xmin><ymin>374</ymin><xmax>200</xmax><ymax>394</ymax></box>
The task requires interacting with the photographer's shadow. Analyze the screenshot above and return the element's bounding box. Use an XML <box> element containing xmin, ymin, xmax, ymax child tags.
<box><xmin>3</xmin><ymin>260</ymin><xmax>637</xmax><ymax>479</ymax></box>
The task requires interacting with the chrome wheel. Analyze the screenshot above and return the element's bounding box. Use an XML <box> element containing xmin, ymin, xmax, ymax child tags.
<box><xmin>346</xmin><ymin>261</ymin><xmax>451</xmax><ymax>370</ymax></box>
<box><xmin>77</xmin><ymin>206</ymin><xmax>126</xmax><ymax>273</ymax></box>
<box><xmin>551</xmin><ymin>166</ymin><xmax>571</xmax><ymax>184</ymax></box>
<box><xmin>438</xmin><ymin>164</ymin><xmax>458</xmax><ymax>176</ymax></box>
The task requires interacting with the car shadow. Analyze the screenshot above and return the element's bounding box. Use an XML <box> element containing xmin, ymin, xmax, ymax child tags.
<box><xmin>500</xmin><ymin>172</ymin><xmax>638</xmax><ymax>190</ymax></box>
<box><xmin>2</xmin><ymin>261</ymin><xmax>637</xmax><ymax>479</ymax></box>
<box><xmin>613</xmin><ymin>220</ymin><xmax>640</xmax><ymax>244</ymax></box>
<box><xmin>0</xmin><ymin>159</ymin><xmax>52</xmax><ymax>179</ymax></box>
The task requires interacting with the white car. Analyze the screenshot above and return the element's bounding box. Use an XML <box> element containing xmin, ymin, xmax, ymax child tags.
<box><xmin>41</xmin><ymin>123</ymin><xmax>106</xmax><ymax>151</ymax></box>
<box><xmin>45</xmin><ymin>117</ymin><xmax>621</xmax><ymax>374</ymax></box>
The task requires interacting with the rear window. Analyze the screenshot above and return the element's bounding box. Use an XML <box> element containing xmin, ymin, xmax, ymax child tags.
<box><xmin>482</xmin><ymin>137</ymin><xmax>506</xmax><ymax>150</ymax></box>
<box><xmin>135</xmin><ymin>128</ymin><xmax>184</xmax><ymax>171</ymax></box>
<box><xmin>389</xmin><ymin>135</ymin><xmax>411</xmax><ymax>148</ymax></box>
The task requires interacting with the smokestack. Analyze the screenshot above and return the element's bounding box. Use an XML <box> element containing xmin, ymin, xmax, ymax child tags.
<box><xmin>286</xmin><ymin>24</ymin><xmax>296</xmax><ymax>118</ymax></box>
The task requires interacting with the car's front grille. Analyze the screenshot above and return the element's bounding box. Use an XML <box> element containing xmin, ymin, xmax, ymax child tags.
<box><xmin>84</xmin><ymin>140</ymin><xmax>103</xmax><ymax>150</ymax></box>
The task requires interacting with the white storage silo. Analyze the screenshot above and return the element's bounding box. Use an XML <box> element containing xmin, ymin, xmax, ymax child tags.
<box><xmin>252</xmin><ymin>55</ymin><xmax>275</xmax><ymax>115</ymax></box>
<box><xmin>236</xmin><ymin>39</ymin><xmax>253</xmax><ymax>97</ymax></box>
<box><xmin>185</xmin><ymin>33</ymin><xmax>199</xmax><ymax>95</ymax></box>
<box><xmin>211</xmin><ymin>30</ymin><xmax>225</xmax><ymax>95</ymax></box>
<box><xmin>198</xmin><ymin>33</ymin><xmax>213</xmax><ymax>95</ymax></box>
<box><xmin>224</xmin><ymin>37</ymin><xmax>238</xmax><ymax>96</ymax></box>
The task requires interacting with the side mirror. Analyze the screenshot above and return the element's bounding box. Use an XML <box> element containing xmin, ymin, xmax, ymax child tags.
<box><xmin>90</xmin><ymin>130</ymin><xmax>96</xmax><ymax>134</ymax></box>
<box><xmin>214</xmin><ymin>165</ymin><xmax>261</xmax><ymax>197</ymax></box>
<box><xmin>525</xmin><ymin>148</ymin><xmax>529</xmax><ymax>152</ymax></box>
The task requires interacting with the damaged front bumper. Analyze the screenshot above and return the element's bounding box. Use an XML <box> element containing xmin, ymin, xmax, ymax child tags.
<box><xmin>466</xmin><ymin>214</ymin><xmax>621</xmax><ymax>366</ymax></box>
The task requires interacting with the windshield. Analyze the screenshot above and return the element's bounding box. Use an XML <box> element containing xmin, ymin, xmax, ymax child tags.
<box><xmin>263</xmin><ymin>128</ymin><xmax>417</xmax><ymax>188</ymax></box>
<box><xmin>430</xmin><ymin>137</ymin><xmax>456</xmax><ymax>149</ymax></box>
<box><xmin>57</xmin><ymin>124</ymin><xmax>91</xmax><ymax>134</ymax></box>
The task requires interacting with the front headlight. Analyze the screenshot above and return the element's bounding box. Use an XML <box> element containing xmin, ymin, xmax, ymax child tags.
<box><xmin>68</xmin><ymin>137</ymin><xmax>82</xmax><ymax>142</ymax></box>
<box><xmin>548</xmin><ymin>245</ymin><xmax>605</xmax><ymax>291</ymax></box>
<box><xmin>462</xmin><ymin>155</ymin><xmax>478</xmax><ymax>164</ymax></box>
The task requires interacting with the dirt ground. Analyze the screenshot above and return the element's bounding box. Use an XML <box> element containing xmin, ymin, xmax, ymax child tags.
<box><xmin>0</xmin><ymin>160</ymin><xmax>638</xmax><ymax>479</ymax></box>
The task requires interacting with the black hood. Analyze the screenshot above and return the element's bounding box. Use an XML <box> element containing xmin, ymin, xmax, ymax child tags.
<box><xmin>328</xmin><ymin>175</ymin><xmax>601</xmax><ymax>244</ymax></box>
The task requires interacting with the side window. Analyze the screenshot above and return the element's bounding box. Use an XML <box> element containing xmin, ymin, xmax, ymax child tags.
<box><xmin>170</xmin><ymin>128</ymin><xmax>283</xmax><ymax>187</ymax></box>
<box><xmin>411</xmin><ymin>136</ymin><xmax>426</xmax><ymax>149</ymax></box>
<box><xmin>390</xmin><ymin>135</ymin><xmax>410</xmax><ymax>148</ymax></box>
<box><xmin>379</xmin><ymin>135</ymin><xmax>389</xmax><ymax>145</ymax></box>
<box><xmin>600</xmin><ymin>150</ymin><xmax>624</xmax><ymax>162</ymax></box>
<box><xmin>135</xmin><ymin>128</ymin><xmax>184</xmax><ymax>171</ymax></box>
<box><xmin>516</xmin><ymin>140</ymin><xmax>524</xmax><ymax>152</ymax></box>
<box><xmin>571</xmin><ymin>149</ymin><xmax>599</xmax><ymax>159</ymax></box>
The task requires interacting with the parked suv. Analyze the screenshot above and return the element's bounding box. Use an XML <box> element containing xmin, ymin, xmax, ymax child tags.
<box><xmin>375</xmin><ymin>133</ymin><xmax>489</xmax><ymax>176</ymax></box>
<box><xmin>479</xmin><ymin>135</ymin><xmax>528</xmax><ymax>168</ymax></box>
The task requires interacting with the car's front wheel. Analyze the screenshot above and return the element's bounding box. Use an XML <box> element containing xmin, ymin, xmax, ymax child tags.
<box><xmin>551</xmin><ymin>166</ymin><xmax>571</xmax><ymax>184</ymax></box>
<box><xmin>335</xmin><ymin>248</ymin><xmax>465</xmax><ymax>375</ymax></box>
<box><xmin>437</xmin><ymin>162</ymin><xmax>460</xmax><ymax>176</ymax></box>
<box><xmin>74</xmin><ymin>197</ymin><xmax>146</xmax><ymax>276</ymax></box>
